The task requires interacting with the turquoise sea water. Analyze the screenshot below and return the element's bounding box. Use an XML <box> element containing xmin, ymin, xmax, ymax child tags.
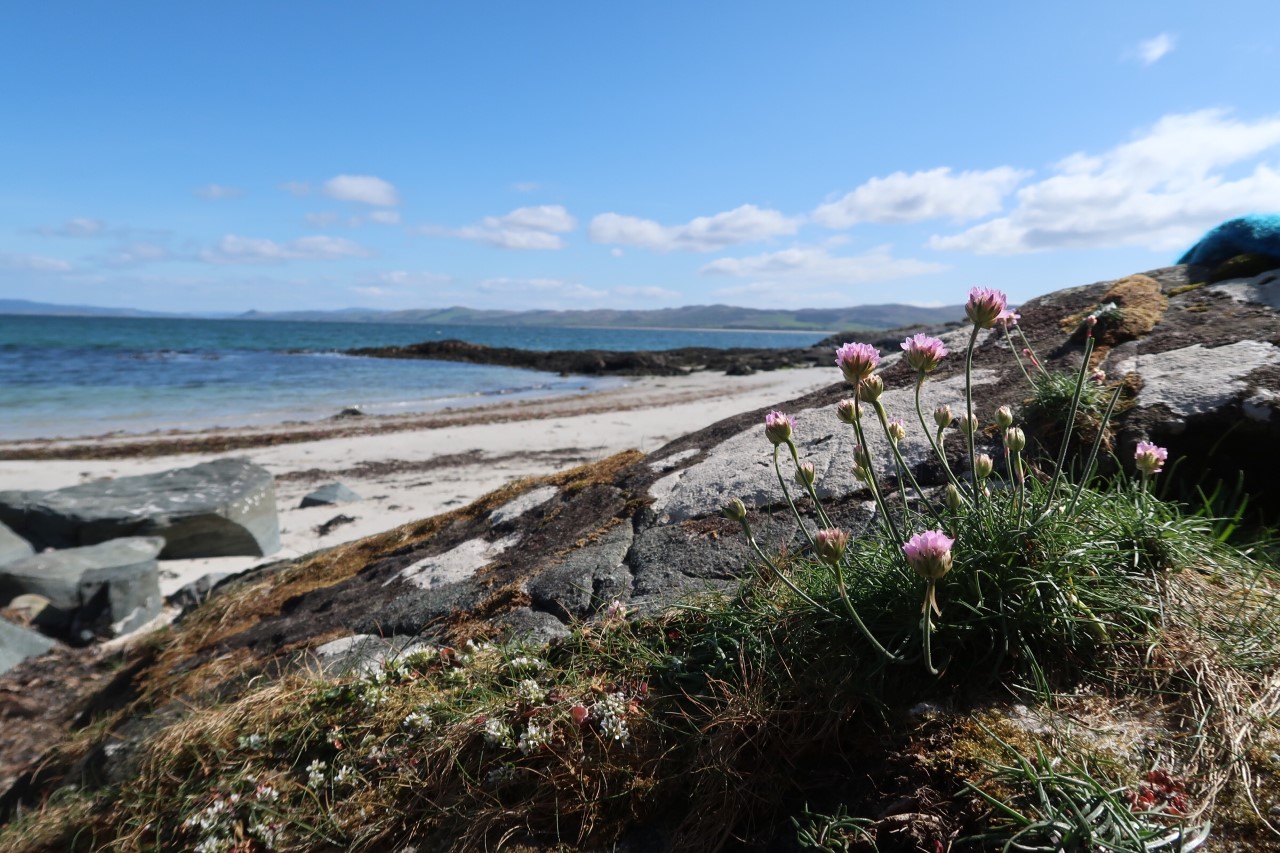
<box><xmin>0</xmin><ymin>316</ymin><xmax>826</xmax><ymax>440</ymax></box>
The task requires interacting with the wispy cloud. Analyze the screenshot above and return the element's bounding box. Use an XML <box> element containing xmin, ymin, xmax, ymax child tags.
<box><xmin>0</xmin><ymin>252</ymin><xmax>73</xmax><ymax>272</ymax></box>
<box><xmin>478</xmin><ymin>276</ymin><xmax>604</xmax><ymax>300</ymax></box>
<box><xmin>1133</xmin><ymin>33</ymin><xmax>1176</xmax><ymax>66</ymax></box>
<box><xmin>512</xmin><ymin>181</ymin><xmax>540</xmax><ymax>192</ymax></box>
<box><xmin>421</xmin><ymin>205</ymin><xmax>577</xmax><ymax>250</ymax></box>
<box><xmin>589</xmin><ymin>204</ymin><xmax>799</xmax><ymax>252</ymax></box>
<box><xmin>929</xmin><ymin>109</ymin><xmax>1280</xmax><ymax>254</ymax></box>
<box><xmin>322</xmin><ymin>175</ymin><xmax>400</xmax><ymax>206</ymax></box>
<box><xmin>813</xmin><ymin>167</ymin><xmax>1027</xmax><ymax>228</ymax></box>
<box><xmin>194</xmin><ymin>183</ymin><xmax>244</xmax><ymax>200</ymax></box>
<box><xmin>280</xmin><ymin>181</ymin><xmax>312</xmax><ymax>197</ymax></box>
<box><xmin>201</xmin><ymin>234</ymin><xmax>372</xmax><ymax>264</ymax></box>
<box><xmin>35</xmin><ymin>217</ymin><xmax>107</xmax><ymax>237</ymax></box>
<box><xmin>702</xmin><ymin>245</ymin><xmax>946</xmax><ymax>286</ymax></box>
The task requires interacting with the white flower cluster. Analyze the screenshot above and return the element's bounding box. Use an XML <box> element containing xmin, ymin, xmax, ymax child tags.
<box><xmin>182</xmin><ymin>782</ymin><xmax>283</xmax><ymax>853</ymax></box>
<box><xmin>458</xmin><ymin>638</ymin><xmax>492</xmax><ymax>666</ymax></box>
<box><xmin>506</xmin><ymin>655</ymin><xmax>547</xmax><ymax>673</ymax></box>
<box><xmin>518</xmin><ymin>721</ymin><xmax>551</xmax><ymax>754</ymax></box>
<box><xmin>236</xmin><ymin>732</ymin><xmax>265</xmax><ymax>750</ymax></box>
<box><xmin>483</xmin><ymin>718</ymin><xmax>515</xmax><ymax>748</ymax></box>
<box><xmin>592</xmin><ymin>693</ymin><xmax>631</xmax><ymax>746</ymax></box>
<box><xmin>305</xmin><ymin>759</ymin><xmax>326</xmax><ymax>788</ymax></box>
<box><xmin>516</xmin><ymin>678</ymin><xmax>546</xmax><ymax>704</ymax></box>
<box><xmin>402</xmin><ymin>709</ymin><xmax>433</xmax><ymax>731</ymax></box>
<box><xmin>333</xmin><ymin>764</ymin><xmax>355</xmax><ymax>786</ymax></box>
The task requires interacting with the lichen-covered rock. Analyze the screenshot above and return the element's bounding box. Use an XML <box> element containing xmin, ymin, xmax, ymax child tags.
<box><xmin>0</xmin><ymin>458</ymin><xmax>280</xmax><ymax>558</ymax></box>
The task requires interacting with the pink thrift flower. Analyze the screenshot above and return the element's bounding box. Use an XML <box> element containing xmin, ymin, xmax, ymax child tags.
<box><xmin>966</xmin><ymin>287</ymin><xmax>1009</xmax><ymax>329</ymax></box>
<box><xmin>902</xmin><ymin>530</ymin><xmax>955</xmax><ymax>580</ymax></box>
<box><xmin>814</xmin><ymin>527</ymin><xmax>850</xmax><ymax>566</ymax></box>
<box><xmin>764</xmin><ymin>410</ymin><xmax>794</xmax><ymax>446</ymax></box>
<box><xmin>901</xmin><ymin>333</ymin><xmax>949</xmax><ymax>373</ymax></box>
<box><xmin>997</xmin><ymin>309</ymin><xmax>1021</xmax><ymax>328</ymax></box>
<box><xmin>835</xmin><ymin>342</ymin><xmax>880</xmax><ymax>385</ymax></box>
<box><xmin>1134</xmin><ymin>441</ymin><xmax>1168</xmax><ymax>476</ymax></box>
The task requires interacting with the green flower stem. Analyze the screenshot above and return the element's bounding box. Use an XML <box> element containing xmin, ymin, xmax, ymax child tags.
<box><xmin>738</xmin><ymin>519</ymin><xmax>833</xmax><ymax>615</ymax></box>
<box><xmin>963</xmin><ymin>323</ymin><xmax>982</xmax><ymax>504</ymax></box>
<box><xmin>914</xmin><ymin>375</ymin><xmax>963</xmax><ymax>494</ymax></box>
<box><xmin>832</xmin><ymin>555</ymin><xmax>903</xmax><ymax>663</ymax></box>
<box><xmin>1037</xmin><ymin>336</ymin><xmax>1095</xmax><ymax>520</ymax></box>
<box><xmin>1015</xmin><ymin>325</ymin><xmax>1049</xmax><ymax>378</ymax></box>
<box><xmin>922</xmin><ymin>579</ymin><xmax>938</xmax><ymax>675</ymax></box>
<box><xmin>1002</xmin><ymin>323</ymin><xmax>1034</xmax><ymax>386</ymax></box>
<box><xmin>787</xmin><ymin>441</ymin><xmax>835</xmax><ymax>530</ymax></box>
<box><xmin>774</xmin><ymin>445</ymin><xmax>817</xmax><ymax>549</ymax></box>
<box><xmin>850</xmin><ymin>401</ymin><xmax>903</xmax><ymax>547</ymax></box>
<box><xmin>1064</xmin><ymin>382</ymin><xmax>1124</xmax><ymax>518</ymax></box>
<box><xmin>873</xmin><ymin>399</ymin><xmax>946</xmax><ymax>527</ymax></box>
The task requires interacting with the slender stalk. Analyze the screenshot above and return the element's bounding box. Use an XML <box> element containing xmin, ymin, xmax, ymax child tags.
<box><xmin>1064</xmin><ymin>382</ymin><xmax>1124</xmax><ymax>518</ymax></box>
<box><xmin>922</xmin><ymin>580</ymin><xmax>938</xmax><ymax>675</ymax></box>
<box><xmin>874</xmin><ymin>399</ymin><xmax>946</xmax><ymax>527</ymax></box>
<box><xmin>787</xmin><ymin>441</ymin><xmax>835</xmax><ymax>530</ymax></box>
<box><xmin>832</xmin><ymin>556</ymin><xmax>903</xmax><ymax>663</ymax></box>
<box><xmin>850</xmin><ymin>401</ymin><xmax>903</xmax><ymax>546</ymax></box>
<box><xmin>1015</xmin><ymin>325</ymin><xmax>1049</xmax><ymax>378</ymax></box>
<box><xmin>963</xmin><ymin>324</ymin><xmax>982</xmax><ymax>503</ymax></box>
<box><xmin>914</xmin><ymin>374</ymin><xmax>963</xmax><ymax>493</ymax></box>
<box><xmin>774</xmin><ymin>445</ymin><xmax>817</xmax><ymax>549</ymax></box>
<box><xmin>1002</xmin><ymin>322</ymin><xmax>1034</xmax><ymax>386</ymax></box>
<box><xmin>739</xmin><ymin>522</ymin><xmax>833</xmax><ymax>615</ymax></box>
<box><xmin>1036</xmin><ymin>336</ymin><xmax>1095</xmax><ymax>520</ymax></box>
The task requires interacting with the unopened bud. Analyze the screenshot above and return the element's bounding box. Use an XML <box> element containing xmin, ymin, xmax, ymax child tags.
<box><xmin>852</xmin><ymin>443</ymin><xmax>871</xmax><ymax>469</ymax></box>
<box><xmin>794</xmin><ymin>461</ymin><xmax>816</xmax><ymax>489</ymax></box>
<box><xmin>764</xmin><ymin>410</ymin><xmax>794</xmax><ymax>446</ymax></box>
<box><xmin>995</xmin><ymin>405</ymin><xmax>1013</xmax><ymax>430</ymax></box>
<box><xmin>959</xmin><ymin>415</ymin><xmax>980</xmax><ymax>436</ymax></box>
<box><xmin>933</xmin><ymin>404</ymin><xmax>953</xmax><ymax>430</ymax></box>
<box><xmin>836</xmin><ymin>398</ymin><xmax>859</xmax><ymax>425</ymax></box>
<box><xmin>945</xmin><ymin>483</ymin><xmax>964</xmax><ymax>512</ymax></box>
<box><xmin>852</xmin><ymin>465</ymin><xmax>872</xmax><ymax>484</ymax></box>
<box><xmin>887</xmin><ymin>419</ymin><xmax>906</xmax><ymax>444</ymax></box>
<box><xmin>1091</xmin><ymin>368</ymin><xmax>1106</xmax><ymax>385</ymax></box>
<box><xmin>814</xmin><ymin>528</ymin><xmax>850</xmax><ymax>566</ymax></box>
<box><xmin>1004</xmin><ymin>427</ymin><xmax>1026</xmax><ymax>453</ymax></box>
<box><xmin>856</xmin><ymin>374</ymin><xmax>884</xmax><ymax>403</ymax></box>
<box><xmin>722</xmin><ymin>498</ymin><xmax>748</xmax><ymax>522</ymax></box>
<box><xmin>974</xmin><ymin>453</ymin><xmax>994</xmax><ymax>480</ymax></box>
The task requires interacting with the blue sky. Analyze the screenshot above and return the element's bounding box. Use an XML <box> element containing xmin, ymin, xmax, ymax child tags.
<box><xmin>2</xmin><ymin>2</ymin><xmax>1278</xmax><ymax>313</ymax></box>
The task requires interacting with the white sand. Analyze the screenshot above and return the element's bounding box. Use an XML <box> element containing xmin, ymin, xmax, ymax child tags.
<box><xmin>0</xmin><ymin>368</ymin><xmax>835</xmax><ymax>595</ymax></box>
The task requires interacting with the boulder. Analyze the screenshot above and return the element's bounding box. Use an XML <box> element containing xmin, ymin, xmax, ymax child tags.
<box><xmin>0</xmin><ymin>618</ymin><xmax>57</xmax><ymax>676</ymax></box>
<box><xmin>0</xmin><ymin>458</ymin><xmax>280</xmax><ymax>558</ymax></box>
<box><xmin>0</xmin><ymin>522</ymin><xmax>34</xmax><ymax>568</ymax></box>
<box><xmin>0</xmin><ymin>537</ymin><xmax>164</xmax><ymax>639</ymax></box>
<box><xmin>298</xmin><ymin>482</ymin><xmax>364</xmax><ymax>508</ymax></box>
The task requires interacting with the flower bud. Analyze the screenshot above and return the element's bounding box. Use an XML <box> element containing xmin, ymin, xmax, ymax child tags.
<box><xmin>1090</xmin><ymin>368</ymin><xmax>1106</xmax><ymax>385</ymax></box>
<box><xmin>945</xmin><ymin>483</ymin><xmax>964</xmax><ymax>512</ymax></box>
<box><xmin>794</xmin><ymin>461</ymin><xmax>816</xmax><ymax>489</ymax></box>
<box><xmin>1003</xmin><ymin>427</ymin><xmax>1026</xmax><ymax>453</ymax></box>
<box><xmin>814</xmin><ymin>527</ymin><xmax>850</xmax><ymax>566</ymax></box>
<box><xmin>959</xmin><ymin>415</ymin><xmax>980</xmax><ymax>436</ymax></box>
<box><xmin>852</xmin><ymin>443</ymin><xmax>871</xmax><ymax>469</ymax></box>
<box><xmin>722</xmin><ymin>497</ymin><xmax>748</xmax><ymax>522</ymax></box>
<box><xmin>887</xmin><ymin>419</ymin><xmax>906</xmax><ymax>444</ymax></box>
<box><xmin>995</xmin><ymin>405</ymin><xmax>1013</xmax><ymax>430</ymax></box>
<box><xmin>933</xmin><ymin>404</ymin><xmax>953</xmax><ymax>430</ymax></box>
<box><xmin>852</xmin><ymin>465</ymin><xmax>872</xmax><ymax>484</ymax></box>
<box><xmin>974</xmin><ymin>453</ymin><xmax>993</xmax><ymax>480</ymax></box>
<box><xmin>836</xmin><ymin>398</ymin><xmax>859</xmax><ymax>425</ymax></box>
<box><xmin>856</xmin><ymin>374</ymin><xmax>884</xmax><ymax>403</ymax></box>
<box><xmin>764</xmin><ymin>410</ymin><xmax>794</xmax><ymax>446</ymax></box>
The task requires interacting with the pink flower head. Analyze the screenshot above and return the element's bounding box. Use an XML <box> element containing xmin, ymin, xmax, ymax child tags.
<box><xmin>997</xmin><ymin>309</ymin><xmax>1021</xmax><ymax>328</ymax></box>
<box><xmin>1134</xmin><ymin>441</ymin><xmax>1168</xmax><ymax>476</ymax></box>
<box><xmin>814</xmin><ymin>527</ymin><xmax>850</xmax><ymax>566</ymax></box>
<box><xmin>966</xmin><ymin>287</ymin><xmax>1009</xmax><ymax>329</ymax></box>
<box><xmin>902</xmin><ymin>529</ymin><xmax>955</xmax><ymax>581</ymax></box>
<box><xmin>764</xmin><ymin>410</ymin><xmax>794</xmax><ymax>446</ymax></box>
<box><xmin>835</xmin><ymin>342</ymin><xmax>880</xmax><ymax>385</ymax></box>
<box><xmin>901</xmin><ymin>334</ymin><xmax>949</xmax><ymax>373</ymax></box>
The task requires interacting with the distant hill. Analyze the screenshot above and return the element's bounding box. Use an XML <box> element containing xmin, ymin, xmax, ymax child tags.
<box><xmin>0</xmin><ymin>298</ymin><xmax>176</xmax><ymax>318</ymax></box>
<box><xmin>237</xmin><ymin>303</ymin><xmax>964</xmax><ymax>332</ymax></box>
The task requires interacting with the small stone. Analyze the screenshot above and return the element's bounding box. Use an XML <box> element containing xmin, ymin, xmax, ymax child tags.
<box><xmin>299</xmin><ymin>482</ymin><xmax>364</xmax><ymax>508</ymax></box>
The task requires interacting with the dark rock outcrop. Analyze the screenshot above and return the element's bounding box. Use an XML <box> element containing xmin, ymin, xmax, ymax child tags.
<box><xmin>0</xmin><ymin>458</ymin><xmax>280</xmax><ymax>558</ymax></box>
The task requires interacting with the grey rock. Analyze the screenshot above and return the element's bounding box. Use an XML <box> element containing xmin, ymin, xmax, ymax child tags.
<box><xmin>495</xmin><ymin>607</ymin><xmax>571</xmax><ymax>645</ymax></box>
<box><xmin>526</xmin><ymin>521</ymin><xmax>634</xmax><ymax>620</ymax></box>
<box><xmin>166</xmin><ymin>571</ymin><xmax>233</xmax><ymax>613</ymax></box>
<box><xmin>395</xmin><ymin>534</ymin><xmax>520</xmax><ymax>589</ymax></box>
<box><xmin>0</xmin><ymin>521</ymin><xmax>34</xmax><ymax>568</ymax></box>
<box><xmin>0</xmin><ymin>537</ymin><xmax>164</xmax><ymax>638</ymax></box>
<box><xmin>489</xmin><ymin>486</ymin><xmax>559</xmax><ymax>527</ymax></box>
<box><xmin>0</xmin><ymin>458</ymin><xmax>280</xmax><ymax>558</ymax></box>
<box><xmin>0</xmin><ymin>617</ymin><xmax>57</xmax><ymax>675</ymax></box>
<box><xmin>1111</xmin><ymin>340</ymin><xmax>1280</xmax><ymax>420</ymax></box>
<box><xmin>299</xmin><ymin>482</ymin><xmax>364</xmax><ymax>508</ymax></box>
<box><xmin>306</xmin><ymin>633</ymin><xmax>428</xmax><ymax>678</ymax></box>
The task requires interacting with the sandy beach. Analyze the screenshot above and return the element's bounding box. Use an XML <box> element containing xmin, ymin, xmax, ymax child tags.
<box><xmin>0</xmin><ymin>366</ymin><xmax>835</xmax><ymax>598</ymax></box>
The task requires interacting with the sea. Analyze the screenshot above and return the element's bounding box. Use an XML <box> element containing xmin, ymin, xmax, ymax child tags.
<box><xmin>0</xmin><ymin>315</ymin><xmax>827</xmax><ymax>441</ymax></box>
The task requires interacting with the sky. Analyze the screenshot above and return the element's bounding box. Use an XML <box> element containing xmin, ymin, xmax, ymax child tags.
<box><xmin>2</xmin><ymin>2</ymin><xmax>1279</xmax><ymax>314</ymax></box>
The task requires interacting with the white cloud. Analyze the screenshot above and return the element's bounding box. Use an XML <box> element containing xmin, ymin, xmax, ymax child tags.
<box><xmin>1134</xmin><ymin>33</ymin><xmax>1175</xmax><ymax>65</ymax></box>
<box><xmin>512</xmin><ymin>181</ymin><xmax>540</xmax><ymax>192</ymax></box>
<box><xmin>701</xmin><ymin>245</ymin><xmax>946</xmax><ymax>286</ymax></box>
<box><xmin>352</xmin><ymin>286</ymin><xmax>394</xmax><ymax>298</ymax></box>
<box><xmin>929</xmin><ymin>109</ymin><xmax>1280</xmax><ymax>255</ymax></box>
<box><xmin>194</xmin><ymin>183</ymin><xmax>244</xmax><ymax>200</ymax></box>
<box><xmin>304</xmin><ymin>212</ymin><xmax>341</xmax><ymax>228</ymax></box>
<box><xmin>322</xmin><ymin>174</ymin><xmax>400</xmax><ymax>206</ymax></box>
<box><xmin>424</xmin><ymin>205</ymin><xmax>577</xmax><ymax>250</ymax></box>
<box><xmin>589</xmin><ymin>204</ymin><xmax>800</xmax><ymax>252</ymax></box>
<box><xmin>478</xmin><ymin>277</ymin><xmax>605</xmax><ymax>300</ymax></box>
<box><xmin>37</xmin><ymin>217</ymin><xmax>107</xmax><ymax>237</ymax></box>
<box><xmin>610</xmin><ymin>248</ymin><xmax>624</xmax><ymax>258</ymax></box>
<box><xmin>0</xmin><ymin>252</ymin><xmax>72</xmax><ymax>272</ymax></box>
<box><xmin>202</xmin><ymin>234</ymin><xmax>372</xmax><ymax>264</ymax></box>
<box><xmin>379</xmin><ymin>270</ymin><xmax>451</xmax><ymax>285</ymax></box>
<box><xmin>103</xmin><ymin>242</ymin><xmax>171</xmax><ymax>266</ymax></box>
<box><xmin>813</xmin><ymin>167</ymin><xmax>1028</xmax><ymax>228</ymax></box>
<box><xmin>368</xmin><ymin>210</ymin><xmax>401</xmax><ymax>225</ymax></box>
<box><xmin>280</xmin><ymin>181</ymin><xmax>312</xmax><ymax>196</ymax></box>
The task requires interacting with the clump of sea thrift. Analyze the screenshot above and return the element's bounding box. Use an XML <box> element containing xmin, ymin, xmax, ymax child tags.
<box><xmin>902</xmin><ymin>333</ymin><xmax>948</xmax><ymax>373</ymax></box>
